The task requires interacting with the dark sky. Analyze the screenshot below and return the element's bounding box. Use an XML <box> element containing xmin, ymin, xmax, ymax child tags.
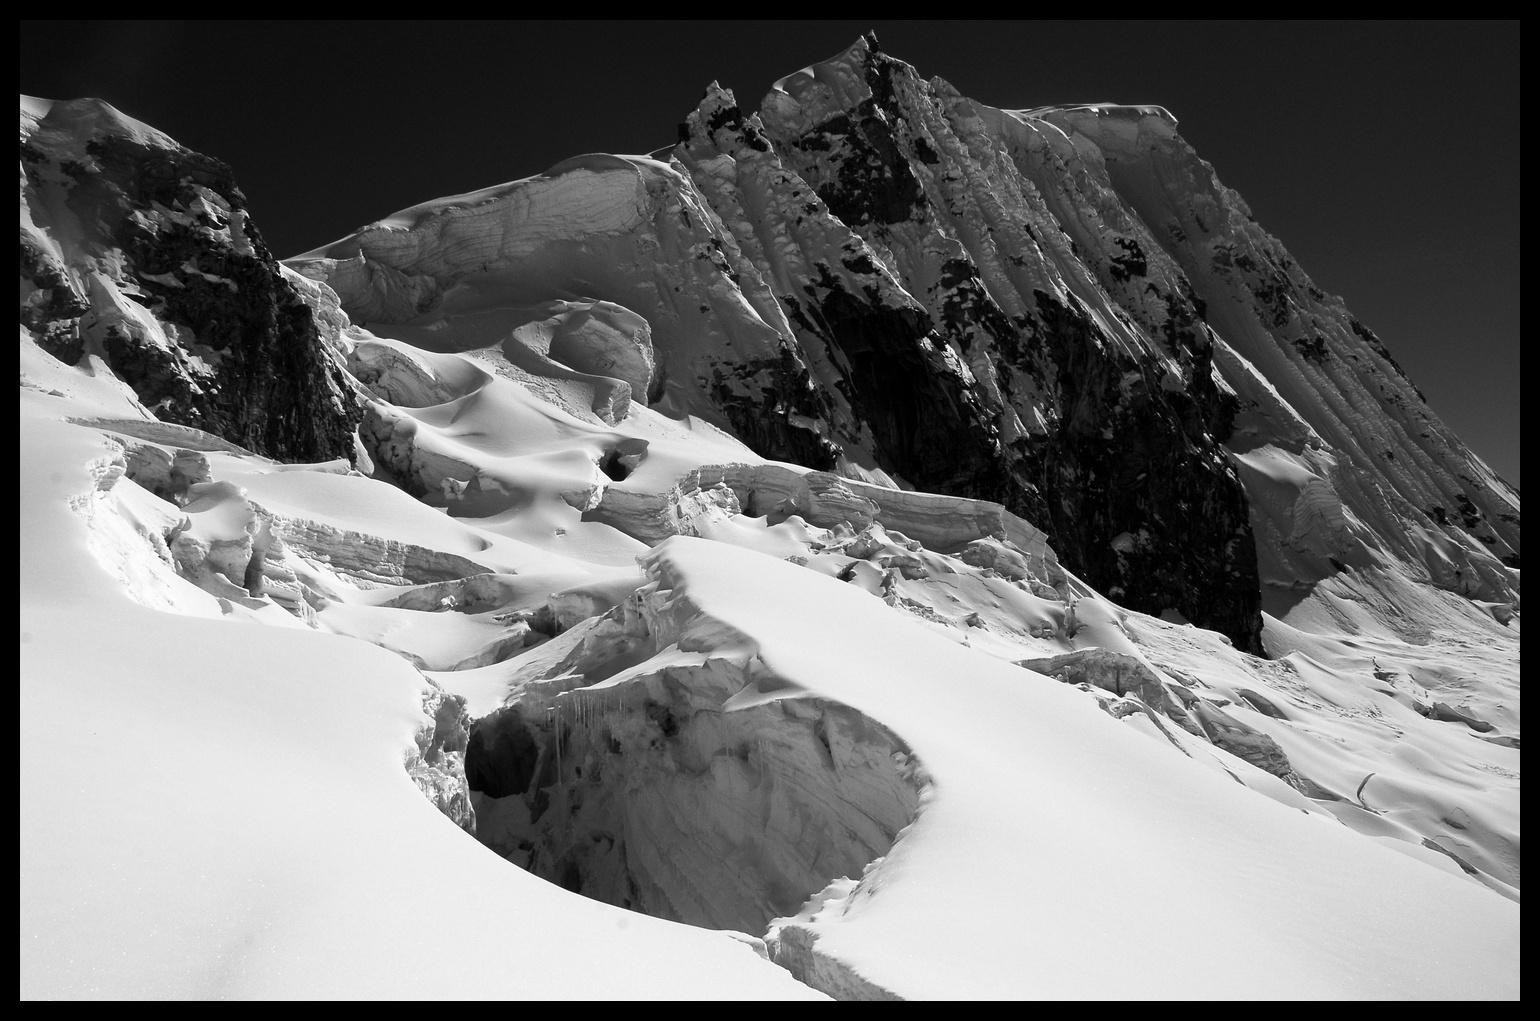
<box><xmin>20</xmin><ymin>21</ymin><xmax>1520</xmax><ymax>486</ymax></box>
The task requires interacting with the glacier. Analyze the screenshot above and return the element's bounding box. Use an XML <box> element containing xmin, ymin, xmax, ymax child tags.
<box><xmin>20</xmin><ymin>35</ymin><xmax>1518</xmax><ymax>1000</ymax></box>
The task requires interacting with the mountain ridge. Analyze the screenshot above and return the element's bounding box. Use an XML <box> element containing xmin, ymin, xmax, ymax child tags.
<box><xmin>278</xmin><ymin>34</ymin><xmax>1516</xmax><ymax>651</ymax></box>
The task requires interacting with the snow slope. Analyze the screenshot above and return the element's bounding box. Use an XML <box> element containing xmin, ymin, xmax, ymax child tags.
<box><xmin>19</xmin><ymin>362</ymin><xmax>1520</xmax><ymax>996</ymax></box>
<box><xmin>653</xmin><ymin>537</ymin><xmax>1517</xmax><ymax>998</ymax></box>
<box><xmin>18</xmin><ymin>406</ymin><xmax>820</xmax><ymax>999</ymax></box>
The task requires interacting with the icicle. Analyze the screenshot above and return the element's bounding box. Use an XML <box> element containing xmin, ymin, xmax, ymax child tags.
<box><xmin>544</xmin><ymin>705</ymin><xmax>559</xmax><ymax>786</ymax></box>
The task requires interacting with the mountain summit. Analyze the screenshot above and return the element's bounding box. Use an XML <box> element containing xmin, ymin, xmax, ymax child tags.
<box><xmin>289</xmin><ymin>35</ymin><xmax>1518</xmax><ymax>652</ymax></box>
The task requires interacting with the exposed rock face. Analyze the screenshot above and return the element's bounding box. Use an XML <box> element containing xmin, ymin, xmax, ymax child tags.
<box><xmin>20</xmin><ymin>96</ymin><xmax>361</xmax><ymax>462</ymax></box>
<box><xmin>742</xmin><ymin>37</ymin><xmax>1262</xmax><ymax>650</ymax></box>
<box><xmin>665</xmin><ymin>34</ymin><xmax>1517</xmax><ymax>638</ymax></box>
<box><xmin>1013</xmin><ymin>101</ymin><xmax>1518</xmax><ymax>605</ymax></box>
<box><xmin>672</xmin><ymin>84</ymin><xmax>1011</xmax><ymax>504</ymax></box>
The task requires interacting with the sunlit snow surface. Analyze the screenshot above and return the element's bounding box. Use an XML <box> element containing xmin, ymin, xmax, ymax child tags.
<box><xmin>21</xmin><ymin>328</ymin><xmax>1518</xmax><ymax>997</ymax></box>
<box><xmin>18</xmin><ymin>399</ymin><xmax>816</xmax><ymax>1000</ymax></box>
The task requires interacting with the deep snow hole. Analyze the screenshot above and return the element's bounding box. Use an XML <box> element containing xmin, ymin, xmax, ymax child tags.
<box><xmin>464</xmin><ymin>671</ymin><xmax>924</xmax><ymax>935</ymax></box>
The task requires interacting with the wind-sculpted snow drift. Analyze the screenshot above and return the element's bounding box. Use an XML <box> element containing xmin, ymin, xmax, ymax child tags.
<box><xmin>19</xmin><ymin>34</ymin><xmax>1519</xmax><ymax>1001</ymax></box>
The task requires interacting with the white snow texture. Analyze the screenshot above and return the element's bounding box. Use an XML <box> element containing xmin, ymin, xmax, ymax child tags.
<box><xmin>19</xmin><ymin>38</ymin><xmax>1518</xmax><ymax>1001</ymax></box>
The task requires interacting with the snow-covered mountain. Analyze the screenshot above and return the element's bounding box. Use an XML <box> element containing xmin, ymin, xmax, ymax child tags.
<box><xmin>20</xmin><ymin>36</ymin><xmax>1519</xmax><ymax>1000</ymax></box>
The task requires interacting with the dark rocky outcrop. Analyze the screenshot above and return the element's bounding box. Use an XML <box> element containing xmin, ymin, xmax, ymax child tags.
<box><xmin>688</xmin><ymin>39</ymin><xmax>1263</xmax><ymax>650</ymax></box>
<box><xmin>20</xmin><ymin>98</ymin><xmax>361</xmax><ymax>463</ymax></box>
<box><xmin>1029</xmin><ymin>101</ymin><xmax>1517</xmax><ymax>606</ymax></box>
